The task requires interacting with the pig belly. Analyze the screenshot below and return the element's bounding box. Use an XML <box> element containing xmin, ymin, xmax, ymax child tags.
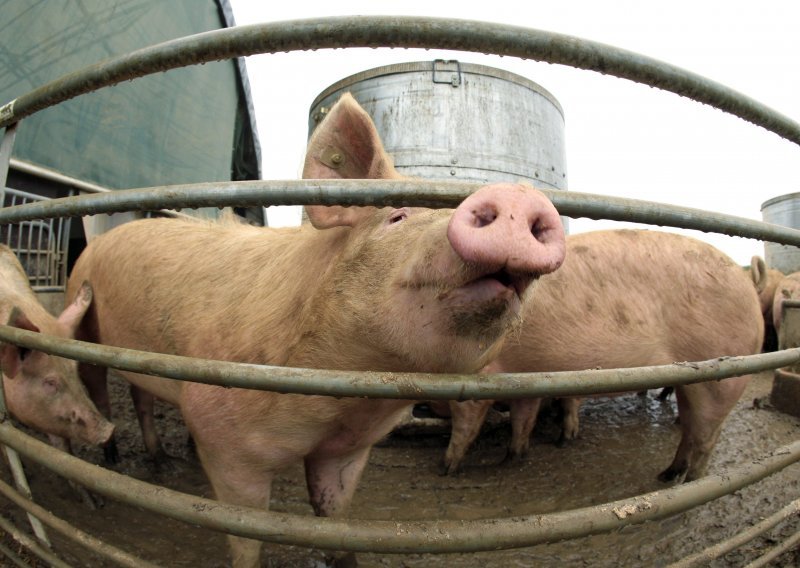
<box><xmin>115</xmin><ymin>370</ymin><xmax>183</xmax><ymax>407</ymax></box>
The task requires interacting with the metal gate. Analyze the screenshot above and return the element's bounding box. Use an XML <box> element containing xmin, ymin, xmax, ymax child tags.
<box><xmin>0</xmin><ymin>16</ymin><xmax>798</xmax><ymax>567</ymax></box>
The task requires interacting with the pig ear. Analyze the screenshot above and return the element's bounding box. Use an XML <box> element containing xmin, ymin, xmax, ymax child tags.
<box><xmin>303</xmin><ymin>93</ymin><xmax>401</xmax><ymax>229</ymax></box>
<box><xmin>58</xmin><ymin>281</ymin><xmax>93</xmax><ymax>334</ymax></box>
<box><xmin>1</xmin><ymin>307</ymin><xmax>39</xmax><ymax>379</ymax></box>
<box><xmin>750</xmin><ymin>256</ymin><xmax>767</xmax><ymax>292</ymax></box>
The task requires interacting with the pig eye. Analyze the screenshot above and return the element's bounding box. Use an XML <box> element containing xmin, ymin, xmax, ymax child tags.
<box><xmin>387</xmin><ymin>208</ymin><xmax>409</xmax><ymax>225</ymax></box>
<box><xmin>43</xmin><ymin>377</ymin><xmax>61</xmax><ymax>393</ymax></box>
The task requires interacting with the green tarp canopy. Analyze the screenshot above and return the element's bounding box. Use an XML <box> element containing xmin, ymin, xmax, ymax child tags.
<box><xmin>1</xmin><ymin>0</ymin><xmax>261</xmax><ymax>195</ymax></box>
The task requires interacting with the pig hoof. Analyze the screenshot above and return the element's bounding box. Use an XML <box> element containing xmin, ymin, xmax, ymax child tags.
<box><xmin>501</xmin><ymin>449</ymin><xmax>526</xmax><ymax>465</ymax></box>
<box><xmin>325</xmin><ymin>551</ymin><xmax>358</xmax><ymax>568</ymax></box>
<box><xmin>657</xmin><ymin>467</ymin><xmax>686</xmax><ymax>484</ymax></box>
<box><xmin>103</xmin><ymin>439</ymin><xmax>120</xmax><ymax>465</ymax></box>
<box><xmin>439</xmin><ymin>461</ymin><xmax>460</xmax><ymax>476</ymax></box>
<box><xmin>151</xmin><ymin>450</ymin><xmax>179</xmax><ymax>474</ymax></box>
<box><xmin>658</xmin><ymin>387</ymin><xmax>675</xmax><ymax>401</ymax></box>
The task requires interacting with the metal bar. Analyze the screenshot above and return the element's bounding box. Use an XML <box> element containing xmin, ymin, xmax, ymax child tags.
<box><xmin>0</xmin><ymin>17</ymin><xmax>798</xmax><ymax>146</ymax></box>
<box><xmin>0</xmin><ymin>180</ymin><xmax>799</xmax><ymax>246</ymax></box>
<box><xmin>0</xmin><ymin>540</ymin><xmax>30</xmax><ymax>568</ymax></box>
<box><xmin>0</xmin><ymin>422</ymin><xmax>797</xmax><ymax>553</ymax></box>
<box><xmin>0</xmin><ymin>355</ymin><xmax>51</xmax><ymax>549</ymax></box>
<box><xmin>0</xmin><ymin>477</ymin><xmax>158</xmax><ymax>568</ymax></box>
<box><xmin>0</xmin><ymin>514</ymin><xmax>70</xmax><ymax>568</ymax></box>
<box><xmin>6</xmin><ymin>159</ymin><xmax>190</xmax><ymax>222</ymax></box>
<box><xmin>9</xmin><ymin>158</ymin><xmax>111</xmax><ymax>195</ymax></box>
<box><xmin>0</xmin><ymin>325</ymin><xmax>796</xmax><ymax>400</ymax></box>
<box><xmin>744</xmin><ymin>529</ymin><xmax>800</xmax><ymax>568</ymax></box>
<box><xmin>0</xmin><ymin>124</ymin><xmax>17</xmax><ymax>187</ymax></box>
<box><xmin>669</xmin><ymin>499</ymin><xmax>800</xmax><ymax>567</ymax></box>
<box><xmin>1</xmin><ymin>448</ymin><xmax>51</xmax><ymax>549</ymax></box>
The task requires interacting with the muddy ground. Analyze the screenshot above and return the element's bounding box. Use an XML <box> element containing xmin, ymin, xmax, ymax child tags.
<box><xmin>1</xmin><ymin>370</ymin><xmax>798</xmax><ymax>567</ymax></box>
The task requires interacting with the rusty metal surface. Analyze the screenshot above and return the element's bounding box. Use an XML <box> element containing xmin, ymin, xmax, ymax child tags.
<box><xmin>0</xmin><ymin>324</ymin><xmax>797</xmax><ymax>400</ymax></box>
<box><xmin>1</xmin><ymin>17</ymin><xmax>799</xmax><ymax>147</ymax></box>
<box><xmin>0</xmin><ymin>421</ymin><xmax>797</xmax><ymax>554</ymax></box>
<box><xmin>0</xmin><ymin>478</ymin><xmax>156</xmax><ymax>568</ymax></box>
<box><xmin>1</xmin><ymin>179</ymin><xmax>800</xmax><ymax>246</ymax></box>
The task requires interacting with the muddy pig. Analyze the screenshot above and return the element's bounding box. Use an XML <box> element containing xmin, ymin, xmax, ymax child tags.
<box><xmin>443</xmin><ymin>230</ymin><xmax>763</xmax><ymax>483</ymax></box>
<box><xmin>67</xmin><ymin>93</ymin><xmax>566</xmax><ymax>567</ymax></box>
<box><xmin>0</xmin><ymin>244</ymin><xmax>113</xmax><ymax>446</ymax></box>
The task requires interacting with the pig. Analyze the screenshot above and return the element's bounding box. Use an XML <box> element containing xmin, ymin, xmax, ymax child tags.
<box><xmin>0</xmin><ymin>244</ymin><xmax>113</xmax><ymax>446</ymax></box>
<box><xmin>771</xmin><ymin>271</ymin><xmax>800</xmax><ymax>335</ymax></box>
<box><xmin>750</xmin><ymin>255</ymin><xmax>784</xmax><ymax>350</ymax></box>
<box><xmin>442</xmin><ymin>229</ymin><xmax>763</xmax><ymax>484</ymax></box>
<box><xmin>67</xmin><ymin>93</ymin><xmax>566</xmax><ymax>567</ymax></box>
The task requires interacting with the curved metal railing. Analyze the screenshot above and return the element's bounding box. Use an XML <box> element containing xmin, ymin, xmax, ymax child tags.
<box><xmin>1</xmin><ymin>16</ymin><xmax>798</xmax><ymax>567</ymax></box>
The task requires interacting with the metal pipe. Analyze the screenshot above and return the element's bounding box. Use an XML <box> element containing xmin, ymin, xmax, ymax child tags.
<box><xmin>9</xmin><ymin>158</ymin><xmax>110</xmax><ymax>195</ymax></box>
<box><xmin>0</xmin><ymin>324</ymin><xmax>794</xmax><ymax>400</ymax></box>
<box><xmin>1</xmin><ymin>448</ymin><xmax>51</xmax><ymax>549</ymax></box>
<box><xmin>0</xmin><ymin>180</ymin><xmax>799</xmax><ymax>246</ymax></box>
<box><xmin>0</xmin><ymin>477</ymin><xmax>158</xmax><ymax>568</ymax></box>
<box><xmin>0</xmin><ymin>423</ymin><xmax>797</xmax><ymax>553</ymax></box>
<box><xmin>744</xmin><ymin>529</ymin><xmax>800</xmax><ymax>568</ymax></box>
<box><xmin>0</xmin><ymin>541</ymin><xmax>30</xmax><ymax>568</ymax></box>
<box><xmin>668</xmin><ymin>499</ymin><xmax>800</xmax><ymax>567</ymax></box>
<box><xmin>0</xmin><ymin>342</ymin><xmax>51</xmax><ymax>549</ymax></box>
<box><xmin>0</xmin><ymin>123</ymin><xmax>17</xmax><ymax>187</ymax></box>
<box><xmin>0</xmin><ymin>17</ymin><xmax>798</xmax><ymax>146</ymax></box>
<box><xmin>0</xmin><ymin>514</ymin><xmax>70</xmax><ymax>568</ymax></box>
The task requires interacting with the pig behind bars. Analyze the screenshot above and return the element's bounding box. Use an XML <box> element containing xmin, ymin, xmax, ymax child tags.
<box><xmin>443</xmin><ymin>229</ymin><xmax>764</xmax><ymax>484</ymax></box>
<box><xmin>0</xmin><ymin>244</ymin><xmax>113</xmax><ymax>446</ymax></box>
<box><xmin>769</xmin><ymin>271</ymin><xmax>800</xmax><ymax>337</ymax></box>
<box><xmin>67</xmin><ymin>93</ymin><xmax>566</xmax><ymax>567</ymax></box>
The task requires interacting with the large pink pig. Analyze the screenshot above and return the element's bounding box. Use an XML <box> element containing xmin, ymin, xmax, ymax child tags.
<box><xmin>0</xmin><ymin>245</ymin><xmax>113</xmax><ymax>446</ymax></box>
<box><xmin>67</xmin><ymin>94</ymin><xmax>565</xmax><ymax>567</ymax></box>
<box><xmin>443</xmin><ymin>230</ymin><xmax>763</xmax><ymax>484</ymax></box>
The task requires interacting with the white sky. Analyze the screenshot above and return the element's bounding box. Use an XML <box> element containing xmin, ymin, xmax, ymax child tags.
<box><xmin>229</xmin><ymin>0</ymin><xmax>800</xmax><ymax>266</ymax></box>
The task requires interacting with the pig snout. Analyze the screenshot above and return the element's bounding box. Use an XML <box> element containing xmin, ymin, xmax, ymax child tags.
<box><xmin>88</xmin><ymin>414</ymin><xmax>115</xmax><ymax>446</ymax></box>
<box><xmin>447</xmin><ymin>183</ymin><xmax>566</xmax><ymax>294</ymax></box>
<box><xmin>70</xmin><ymin>404</ymin><xmax>115</xmax><ymax>446</ymax></box>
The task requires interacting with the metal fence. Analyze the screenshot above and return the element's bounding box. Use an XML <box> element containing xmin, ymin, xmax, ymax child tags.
<box><xmin>0</xmin><ymin>186</ymin><xmax>71</xmax><ymax>292</ymax></box>
<box><xmin>0</xmin><ymin>16</ymin><xmax>798</xmax><ymax>567</ymax></box>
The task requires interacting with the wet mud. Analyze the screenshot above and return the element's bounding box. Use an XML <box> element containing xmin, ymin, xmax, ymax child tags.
<box><xmin>1</xmin><ymin>371</ymin><xmax>798</xmax><ymax>567</ymax></box>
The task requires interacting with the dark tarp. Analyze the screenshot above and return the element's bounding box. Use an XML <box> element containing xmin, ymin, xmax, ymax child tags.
<box><xmin>0</xmin><ymin>0</ymin><xmax>261</xmax><ymax>194</ymax></box>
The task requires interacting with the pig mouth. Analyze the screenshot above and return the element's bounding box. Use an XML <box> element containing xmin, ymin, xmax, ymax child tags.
<box><xmin>441</xmin><ymin>269</ymin><xmax>533</xmax><ymax>307</ymax></box>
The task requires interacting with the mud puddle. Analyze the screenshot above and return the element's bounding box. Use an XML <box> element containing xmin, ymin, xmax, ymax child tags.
<box><xmin>1</xmin><ymin>371</ymin><xmax>798</xmax><ymax>567</ymax></box>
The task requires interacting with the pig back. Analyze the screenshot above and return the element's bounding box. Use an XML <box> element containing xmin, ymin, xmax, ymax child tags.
<box><xmin>503</xmin><ymin>229</ymin><xmax>763</xmax><ymax>371</ymax></box>
<box><xmin>68</xmin><ymin>217</ymin><xmax>340</xmax><ymax>399</ymax></box>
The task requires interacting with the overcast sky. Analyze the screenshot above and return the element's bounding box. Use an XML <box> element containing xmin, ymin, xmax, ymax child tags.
<box><xmin>229</xmin><ymin>0</ymin><xmax>800</xmax><ymax>266</ymax></box>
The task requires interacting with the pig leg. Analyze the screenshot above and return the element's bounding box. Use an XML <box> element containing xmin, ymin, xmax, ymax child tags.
<box><xmin>442</xmin><ymin>399</ymin><xmax>493</xmax><ymax>475</ymax></box>
<box><xmin>197</xmin><ymin>447</ymin><xmax>274</xmax><ymax>567</ymax></box>
<box><xmin>129</xmin><ymin>385</ymin><xmax>171</xmax><ymax>470</ymax></box>
<box><xmin>305</xmin><ymin>447</ymin><xmax>373</xmax><ymax>567</ymax></box>
<box><xmin>658</xmin><ymin>376</ymin><xmax>751</xmax><ymax>483</ymax></box>
<box><xmin>506</xmin><ymin>398</ymin><xmax>543</xmax><ymax>462</ymax></box>
<box><xmin>558</xmin><ymin>397</ymin><xmax>583</xmax><ymax>446</ymax></box>
<box><xmin>80</xmin><ymin>363</ymin><xmax>118</xmax><ymax>465</ymax></box>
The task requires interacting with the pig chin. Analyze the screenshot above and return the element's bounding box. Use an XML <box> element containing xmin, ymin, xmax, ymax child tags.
<box><xmin>446</xmin><ymin>292</ymin><xmax>523</xmax><ymax>341</ymax></box>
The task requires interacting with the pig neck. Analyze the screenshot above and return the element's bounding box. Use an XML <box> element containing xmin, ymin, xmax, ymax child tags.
<box><xmin>0</xmin><ymin>266</ymin><xmax>57</xmax><ymax>334</ymax></box>
<box><xmin>277</xmin><ymin>234</ymin><xmax>411</xmax><ymax>374</ymax></box>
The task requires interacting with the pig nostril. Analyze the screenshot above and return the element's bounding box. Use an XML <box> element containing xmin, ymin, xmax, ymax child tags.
<box><xmin>471</xmin><ymin>206</ymin><xmax>497</xmax><ymax>228</ymax></box>
<box><xmin>531</xmin><ymin>220</ymin><xmax>548</xmax><ymax>242</ymax></box>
